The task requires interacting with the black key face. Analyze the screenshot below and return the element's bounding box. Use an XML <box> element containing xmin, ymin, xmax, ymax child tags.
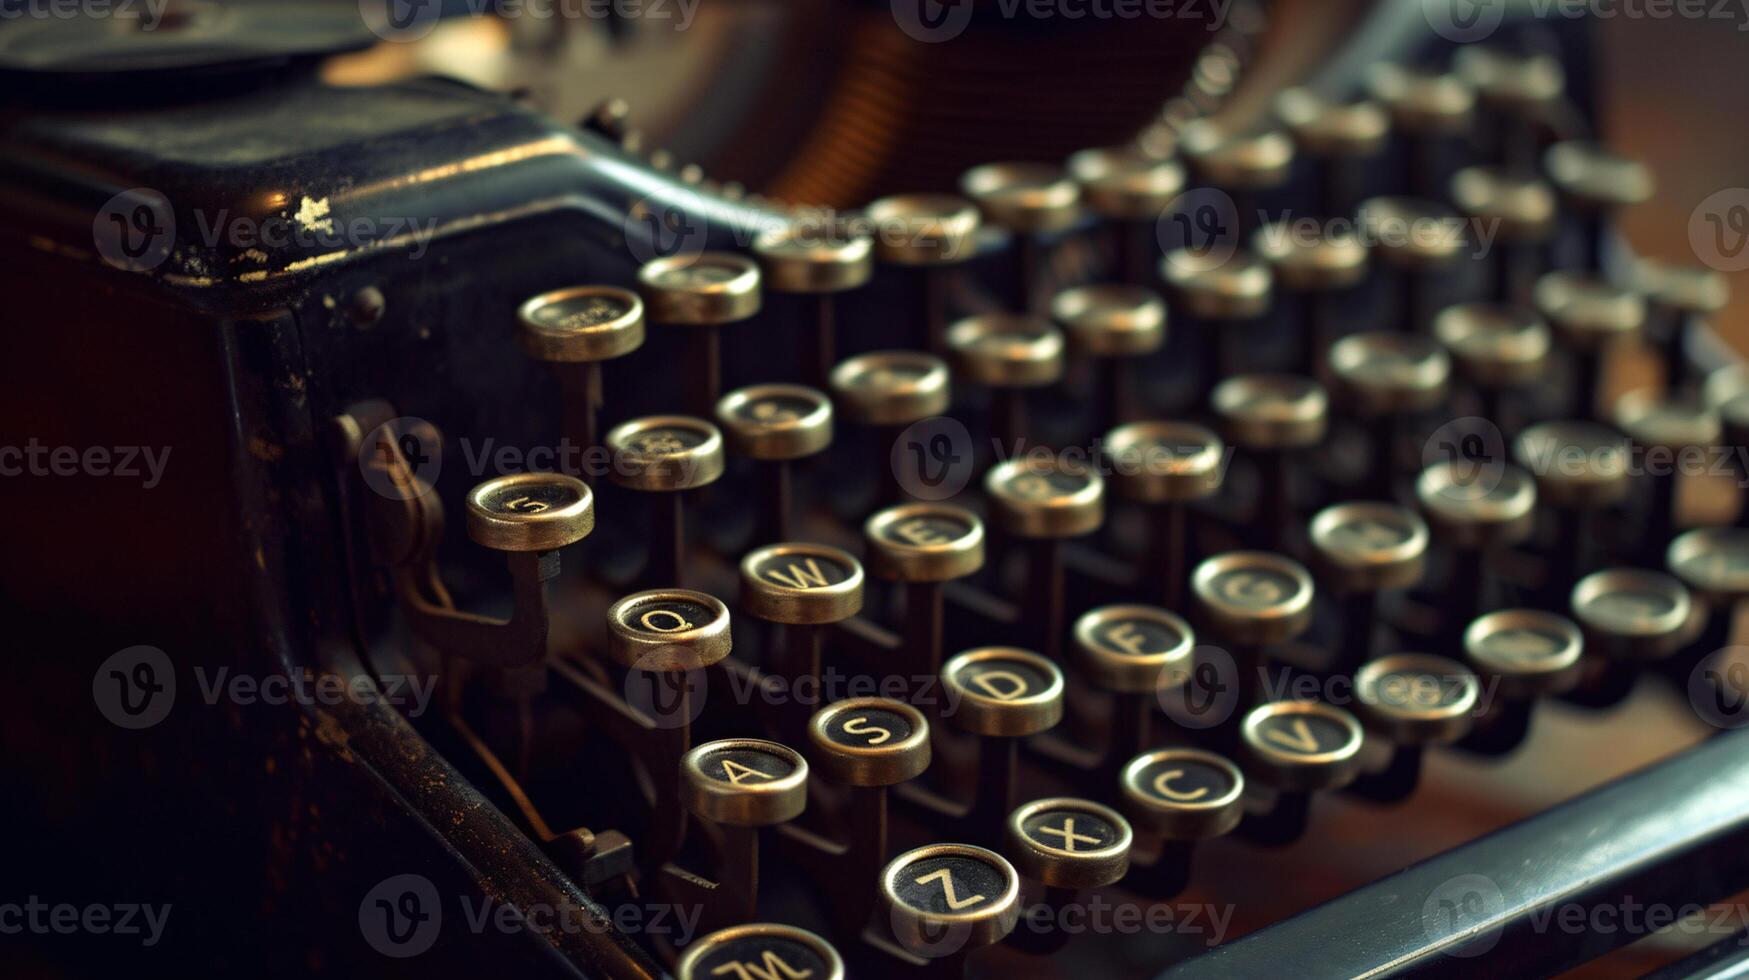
<box><xmin>956</xmin><ymin>659</ymin><xmax>1052</xmax><ymax>702</ymax></box>
<box><xmin>1000</xmin><ymin>467</ymin><xmax>1092</xmax><ymax>501</ymax></box>
<box><xmin>1130</xmin><ymin>757</ymin><xmax>1237</xmax><ymax>806</ymax></box>
<box><xmin>696</xmin><ymin>747</ymin><xmax>797</xmax><ymax>786</ymax></box>
<box><xmin>477</xmin><ymin>479</ymin><xmax>583</xmax><ymax>517</ymax></box>
<box><xmin>533</xmin><ymin>293</ymin><xmax>632</xmax><ymax>330</ymax></box>
<box><xmin>1582</xmin><ymin>590</ymin><xmax>1678</xmax><ymax>631</ymax></box>
<box><xmin>891</xmin><ymin>855</ymin><xmax>1008</xmax><ymax>915</ymax></box>
<box><xmin>750</xmin><ymin>552</ymin><xmax>854</xmax><ymax>591</ymax></box>
<box><xmin>1370</xmin><ymin>669</ymin><xmax>1469</xmax><ymax>713</ymax></box>
<box><xmin>655</xmin><ymin>258</ymin><xmax>743</xmax><ymax>287</ymax></box>
<box><xmin>692</xmin><ymin>936</ymin><xmax>830</xmax><ymax>980</ymax></box>
<box><xmin>1251</xmin><ymin>710</ymin><xmax>1354</xmax><ymax>757</ymax></box>
<box><xmin>823</xmin><ymin>707</ymin><xmax>913</xmax><ymax>748</ymax></box>
<box><xmin>1327</xmin><ymin>516</ymin><xmax>1414</xmax><ymax>554</ymax></box>
<box><xmin>628</xmin><ymin>426</ymin><xmax>709</xmax><ymax>456</ymax></box>
<box><xmin>1480</xmin><ymin>627</ymin><xmax>1569</xmax><ymax>665</ymax></box>
<box><xmin>882</xmin><ymin>513</ymin><xmax>976</xmax><ymax>549</ymax></box>
<box><xmin>1019</xmin><ymin>809</ymin><xmax>1120</xmax><ymax>854</ymax></box>
<box><xmin>619</xmin><ymin>598</ymin><xmax>718</xmax><ymax>636</ymax></box>
<box><xmin>734</xmin><ymin>394</ymin><xmax>821</xmax><ymax>427</ymax></box>
<box><xmin>1093</xmin><ymin>618</ymin><xmax>1185</xmax><ymax>658</ymax></box>
<box><xmin>848</xmin><ymin>360</ymin><xmax>931</xmax><ymax>391</ymax></box>
<box><xmin>1209</xmin><ymin>568</ymin><xmax>1302</xmax><ymax>610</ymax></box>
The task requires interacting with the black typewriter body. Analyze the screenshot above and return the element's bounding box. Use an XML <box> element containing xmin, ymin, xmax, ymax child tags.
<box><xmin>5</xmin><ymin>2</ymin><xmax>1749</xmax><ymax>978</ymax></box>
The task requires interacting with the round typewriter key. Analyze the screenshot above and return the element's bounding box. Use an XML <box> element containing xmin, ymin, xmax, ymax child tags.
<box><xmin>865</xmin><ymin>194</ymin><xmax>981</xmax><ymax>266</ymax></box>
<box><xmin>606</xmin><ymin>415</ymin><xmax>726</xmax><ymax>492</ymax></box>
<box><xmin>1192</xmin><ymin>551</ymin><xmax>1315</xmax><ymax>647</ymax></box>
<box><xmin>865</xmin><ymin>193</ymin><xmax>980</xmax><ymax>349</ymax></box>
<box><xmin>1162</xmin><ymin>247</ymin><xmax>1273</xmax><ymax>321</ymax></box>
<box><xmin>638</xmin><ymin>252</ymin><xmax>762</xmax><ymax>413</ymax></box>
<box><xmin>1354</xmin><ymin>653</ymin><xmax>1481</xmax><ymax>745</ymax></box>
<box><xmin>1545</xmin><ymin>141</ymin><xmax>1653</xmax><ymax>241</ymax></box>
<box><xmin>882</xmin><ymin>844</ymin><xmax>1021</xmax><ymax>955</ymax></box>
<box><xmin>867</xmin><ymin>503</ymin><xmax>986</xmax><ymax>682</ymax></box>
<box><xmin>1328</xmin><ymin>331</ymin><xmax>1451</xmax><ymax>417</ymax></box>
<box><xmin>985</xmin><ymin>457</ymin><xmax>1104</xmax><ymax>539</ymax></box>
<box><xmin>1368</xmin><ymin>63</ymin><xmax>1475</xmax><ymax>135</ymax></box>
<box><xmin>829</xmin><ymin>350</ymin><xmax>950</xmax><ymax>427</ymax></box>
<box><xmin>947</xmin><ymin>313</ymin><xmax>1064</xmax><ymax>443</ymax></box>
<box><xmin>1456</xmin><ymin>45</ymin><xmax>1563</xmax><ymax>112</ymax></box>
<box><xmin>941</xmin><ymin>647</ymin><xmax>1065</xmax><ymax>738</ymax></box>
<box><xmin>1213</xmin><ymin>373</ymin><xmax>1328</xmax><ymax>451</ymax></box>
<box><xmin>961</xmin><ymin>161</ymin><xmax>1081</xmax><ymax>312</ymax></box>
<box><xmin>606</xmin><ymin>589</ymin><xmax>732</xmax><ymax>672</ymax></box>
<box><xmin>1073</xmin><ymin>605</ymin><xmax>1195</xmax><ymax>694</ymax></box>
<box><xmin>1451</xmin><ymin>165</ymin><xmax>1555</xmax><ymax>303</ymax></box>
<box><xmin>1051</xmin><ymin>283</ymin><xmax>1166</xmax><ymax>358</ymax></box>
<box><xmin>1276</xmin><ymin>88</ymin><xmax>1388</xmax><ymax>215</ymax></box>
<box><xmin>959</xmin><ymin>161</ymin><xmax>1081</xmax><ymax>235</ymax></box>
<box><xmin>1465</xmin><ymin>609</ymin><xmax>1584</xmax><ymax>697</ymax></box>
<box><xmin>1434</xmin><ymin>302</ymin><xmax>1551</xmax><ymax>392</ymax></box>
<box><xmin>1104</xmin><ymin>420</ymin><xmax>1224</xmax><ymax>504</ymax></box>
<box><xmin>865</xmin><ymin>503</ymin><xmax>985</xmax><ymax>582</ymax></box>
<box><xmin>1571</xmin><ymin>569</ymin><xmax>1694</xmax><ymax>662</ymax></box>
<box><xmin>465</xmin><ymin>472</ymin><xmax>595</xmax><ymax>553</ymax></box>
<box><xmin>1535</xmin><ymin>271</ymin><xmax>1647</xmax><ymax>353</ymax></box>
<box><xmin>1239</xmin><ymin>700</ymin><xmax>1365</xmax><ymax>792</ymax></box>
<box><xmin>1068</xmin><ymin>146</ymin><xmax>1186</xmax><ymax>283</ymax></box>
<box><xmin>1617</xmin><ymin>390</ymin><xmax>1722</xmax><ymax>553</ymax></box>
<box><xmin>1120</xmin><ymin>748</ymin><xmax>1246</xmax><ymax>840</ymax></box>
<box><xmin>1068</xmin><ymin>146</ymin><xmax>1187</xmax><ymax>222</ymax></box>
<box><xmin>676</xmin><ymin>924</ymin><xmax>843</xmax><ymax>980</ymax></box>
<box><xmin>1053</xmin><ymin>284</ymin><xmax>1166</xmax><ymax>428</ymax></box>
<box><xmin>1368</xmin><ymin>64</ymin><xmax>1475</xmax><ymax>198</ymax></box>
<box><xmin>517</xmin><ymin>284</ymin><xmax>646</xmax><ymax>363</ymax></box>
<box><xmin>754</xmin><ymin>219</ymin><xmax>873</xmax><ymax>386</ymax></box>
<box><xmin>638</xmin><ymin>251</ymin><xmax>761</xmax><ymax>325</ymax></box>
<box><xmin>1103</xmin><ymin>421</ymin><xmax>1224</xmax><ymax>607</ymax></box>
<box><xmin>1006</xmin><ymin>798</ymin><xmax>1132</xmax><ymax>890</ymax></box>
<box><xmin>1180</xmin><ymin>121</ymin><xmax>1295</xmax><ymax>194</ymax></box>
<box><xmin>1310</xmin><ymin>502</ymin><xmax>1430</xmax><ymax>592</ymax></box>
<box><xmin>1640</xmin><ymin>259</ymin><xmax>1729</xmax><ymax>391</ymax></box>
<box><xmin>1360</xmin><ymin>195</ymin><xmax>1467</xmax><ymax>335</ymax></box>
<box><xmin>1254</xmin><ymin>220</ymin><xmax>1368</xmax><ymax>375</ymax></box>
<box><xmin>753</xmin><ymin>220</ymin><xmax>874</xmax><ymax>294</ymax></box>
<box><xmin>740</xmin><ymin>542</ymin><xmax>863</xmax><ymax>626</ymax></box>
<box><xmin>1415</xmin><ymin>460</ymin><xmax>1536</xmax><ymax>550</ymax></box>
<box><xmin>716</xmin><ymin>384</ymin><xmax>833</xmax><ymax>542</ymax></box>
<box><xmin>808</xmin><ymin>697</ymin><xmax>930</xmax><ymax>786</ymax></box>
<box><xmin>1668</xmin><ymin>528</ymin><xmax>1749</xmax><ymax>606</ymax></box>
<box><xmin>1513</xmin><ymin>420</ymin><xmax>1630</xmax><ymax>510</ymax></box>
<box><xmin>987</xmin><ymin>459</ymin><xmax>1104</xmax><ymax>659</ymax></box>
<box><xmin>682</xmin><ymin>738</ymin><xmax>809</xmax><ymax>826</ymax></box>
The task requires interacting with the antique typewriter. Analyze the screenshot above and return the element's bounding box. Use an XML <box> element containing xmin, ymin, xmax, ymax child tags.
<box><xmin>7</xmin><ymin>0</ymin><xmax>1749</xmax><ymax>977</ymax></box>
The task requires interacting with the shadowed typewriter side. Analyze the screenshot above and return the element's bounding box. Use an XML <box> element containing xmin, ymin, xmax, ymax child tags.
<box><xmin>5</xmin><ymin>1</ymin><xmax>1749</xmax><ymax>977</ymax></box>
